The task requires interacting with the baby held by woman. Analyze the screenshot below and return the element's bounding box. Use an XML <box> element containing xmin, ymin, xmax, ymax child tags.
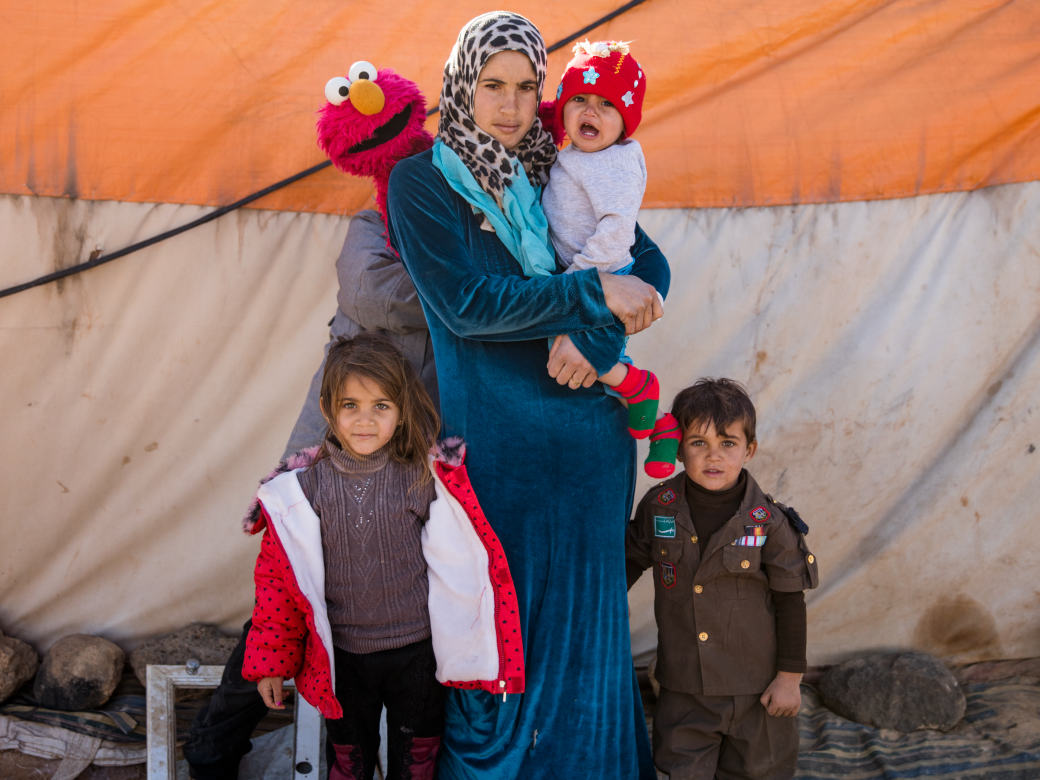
<box><xmin>542</xmin><ymin>40</ymin><xmax>680</xmax><ymax>476</ymax></box>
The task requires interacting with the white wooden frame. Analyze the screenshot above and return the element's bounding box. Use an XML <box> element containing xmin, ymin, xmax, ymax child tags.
<box><xmin>291</xmin><ymin>685</ymin><xmax>323</xmax><ymax>777</ymax></box>
<box><xmin>146</xmin><ymin>665</ymin><xmax>321</xmax><ymax>779</ymax></box>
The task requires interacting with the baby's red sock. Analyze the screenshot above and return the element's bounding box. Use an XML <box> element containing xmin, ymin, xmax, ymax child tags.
<box><xmin>614</xmin><ymin>365</ymin><xmax>659</xmax><ymax>439</ymax></box>
<box><xmin>645</xmin><ymin>414</ymin><xmax>681</xmax><ymax>478</ymax></box>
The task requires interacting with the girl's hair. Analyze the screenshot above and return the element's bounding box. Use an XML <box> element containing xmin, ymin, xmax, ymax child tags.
<box><xmin>316</xmin><ymin>332</ymin><xmax>440</xmax><ymax>484</ymax></box>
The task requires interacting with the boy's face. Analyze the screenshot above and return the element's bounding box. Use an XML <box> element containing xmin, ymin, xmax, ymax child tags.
<box><xmin>562</xmin><ymin>94</ymin><xmax>625</xmax><ymax>153</ymax></box>
<box><xmin>677</xmin><ymin>420</ymin><xmax>757</xmax><ymax>492</ymax></box>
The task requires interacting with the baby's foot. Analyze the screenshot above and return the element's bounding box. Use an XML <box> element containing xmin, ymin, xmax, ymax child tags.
<box><xmin>613</xmin><ymin>365</ymin><xmax>659</xmax><ymax>438</ymax></box>
<box><xmin>645</xmin><ymin>414</ymin><xmax>681</xmax><ymax>478</ymax></box>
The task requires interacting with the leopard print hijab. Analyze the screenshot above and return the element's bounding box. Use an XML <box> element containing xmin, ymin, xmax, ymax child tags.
<box><xmin>438</xmin><ymin>12</ymin><xmax>557</xmax><ymax>211</ymax></box>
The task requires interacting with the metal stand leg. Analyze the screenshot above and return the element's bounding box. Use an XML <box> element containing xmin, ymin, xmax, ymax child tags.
<box><xmin>292</xmin><ymin>687</ymin><xmax>323</xmax><ymax>778</ymax></box>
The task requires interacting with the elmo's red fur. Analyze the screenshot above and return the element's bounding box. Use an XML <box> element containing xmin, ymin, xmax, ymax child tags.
<box><xmin>316</xmin><ymin>69</ymin><xmax>434</xmax><ymax>227</ymax></box>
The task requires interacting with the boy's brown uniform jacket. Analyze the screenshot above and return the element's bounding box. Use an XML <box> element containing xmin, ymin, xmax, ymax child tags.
<box><xmin>626</xmin><ymin>471</ymin><xmax>819</xmax><ymax>697</ymax></box>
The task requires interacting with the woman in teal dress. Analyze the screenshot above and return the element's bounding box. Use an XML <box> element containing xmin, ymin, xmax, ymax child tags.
<box><xmin>386</xmin><ymin>12</ymin><xmax>669</xmax><ymax>779</ymax></box>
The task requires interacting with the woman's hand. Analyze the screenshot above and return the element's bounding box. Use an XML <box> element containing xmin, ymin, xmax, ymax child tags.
<box><xmin>599</xmin><ymin>273</ymin><xmax>664</xmax><ymax>335</ymax></box>
<box><xmin>258</xmin><ymin>676</ymin><xmax>286</xmax><ymax>710</ymax></box>
<box><xmin>548</xmin><ymin>335</ymin><xmax>598</xmax><ymax>389</ymax></box>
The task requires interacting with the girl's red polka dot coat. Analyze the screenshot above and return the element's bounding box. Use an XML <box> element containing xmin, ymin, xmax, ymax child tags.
<box><xmin>245</xmin><ymin>496</ymin><xmax>343</xmax><ymax>718</ymax></box>
<box><xmin>242</xmin><ymin>437</ymin><xmax>525</xmax><ymax>718</ymax></box>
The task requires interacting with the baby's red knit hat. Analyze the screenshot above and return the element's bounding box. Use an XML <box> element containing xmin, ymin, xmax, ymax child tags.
<box><xmin>555</xmin><ymin>40</ymin><xmax>646</xmax><ymax>138</ymax></box>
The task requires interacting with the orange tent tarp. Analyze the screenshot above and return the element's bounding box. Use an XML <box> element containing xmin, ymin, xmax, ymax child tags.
<box><xmin>3</xmin><ymin>0</ymin><xmax>1039</xmax><ymax>214</ymax></box>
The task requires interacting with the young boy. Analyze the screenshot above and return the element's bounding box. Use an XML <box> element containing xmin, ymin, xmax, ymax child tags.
<box><xmin>542</xmin><ymin>40</ymin><xmax>681</xmax><ymax>477</ymax></box>
<box><xmin>625</xmin><ymin>378</ymin><xmax>820</xmax><ymax>780</ymax></box>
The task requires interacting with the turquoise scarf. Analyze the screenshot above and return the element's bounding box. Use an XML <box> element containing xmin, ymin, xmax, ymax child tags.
<box><xmin>432</xmin><ymin>142</ymin><xmax>557</xmax><ymax>279</ymax></box>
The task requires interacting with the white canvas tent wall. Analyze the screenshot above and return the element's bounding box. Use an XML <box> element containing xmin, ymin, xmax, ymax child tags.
<box><xmin>2</xmin><ymin>0</ymin><xmax>1039</xmax><ymax>668</ymax></box>
<box><xmin>4</xmin><ymin>183</ymin><xmax>1039</xmax><ymax>667</ymax></box>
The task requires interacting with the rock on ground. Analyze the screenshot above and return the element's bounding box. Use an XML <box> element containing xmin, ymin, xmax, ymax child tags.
<box><xmin>130</xmin><ymin>624</ymin><xmax>238</xmax><ymax>701</ymax></box>
<box><xmin>34</xmin><ymin>634</ymin><xmax>125</xmax><ymax>711</ymax></box>
<box><xmin>0</xmin><ymin>631</ymin><xmax>39</xmax><ymax>703</ymax></box>
<box><xmin>818</xmin><ymin>651</ymin><xmax>966</xmax><ymax>732</ymax></box>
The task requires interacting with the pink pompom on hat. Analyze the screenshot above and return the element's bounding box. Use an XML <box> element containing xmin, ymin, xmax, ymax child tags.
<box><xmin>555</xmin><ymin>40</ymin><xmax>646</xmax><ymax>139</ymax></box>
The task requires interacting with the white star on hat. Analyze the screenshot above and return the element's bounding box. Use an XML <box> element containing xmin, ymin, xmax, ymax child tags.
<box><xmin>622</xmin><ymin>91</ymin><xmax>635</xmax><ymax>107</ymax></box>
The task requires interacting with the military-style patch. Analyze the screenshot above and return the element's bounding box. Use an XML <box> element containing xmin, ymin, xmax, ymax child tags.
<box><xmin>660</xmin><ymin>562</ymin><xmax>676</xmax><ymax>588</ymax></box>
<box><xmin>658</xmin><ymin>489</ymin><xmax>677</xmax><ymax>505</ymax></box>
<box><xmin>654</xmin><ymin>516</ymin><xmax>676</xmax><ymax>538</ymax></box>
<box><xmin>750</xmin><ymin>506</ymin><xmax>771</xmax><ymax>522</ymax></box>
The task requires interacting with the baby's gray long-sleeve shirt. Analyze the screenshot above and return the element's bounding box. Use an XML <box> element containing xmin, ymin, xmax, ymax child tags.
<box><xmin>541</xmin><ymin>139</ymin><xmax>647</xmax><ymax>274</ymax></box>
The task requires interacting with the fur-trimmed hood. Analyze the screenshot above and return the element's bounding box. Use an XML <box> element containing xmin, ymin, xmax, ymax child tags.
<box><xmin>430</xmin><ymin>435</ymin><xmax>465</xmax><ymax>467</ymax></box>
<box><xmin>241</xmin><ymin>445</ymin><xmax>320</xmax><ymax>534</ymax></box>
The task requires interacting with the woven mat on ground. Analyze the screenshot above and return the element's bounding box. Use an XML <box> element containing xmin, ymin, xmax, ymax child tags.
<box><xmin>0</xmin><ymin>714</ymin><xmax>146</xmax><ymax>767</ymax></box>
<box><xmin>0</xmin><ymin>680</ymin><xmax>147</xmax><ymax>745</ymax></box>
<box><xmin>0</xmin><ymin>669</ymin><xmax>294</xmax><ymax>747</ymax></box>
<box><xmin>796</xmin><ymin>676</ymin><xmax>1040</xmax><ymax>779</ymax></box>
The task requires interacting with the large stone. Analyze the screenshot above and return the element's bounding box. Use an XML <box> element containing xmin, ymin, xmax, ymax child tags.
<box><xmin>34</xmin><ymin>634</ymin><xmax>125</xmax><ymax>711</ymax></box>
<box><xmin>129</xmin><ymin>623</ymin><xmax>238</xmax><ymax>699</ymax></box>
<box><xmin>0</xmin><ymin>630</ymin><xmax>39</xmax><ymax>702</ymax></box>
<box><xmin>818</xmin><ymin>651</ymin><xmax>966</xmax><ymax>732</ymax></box>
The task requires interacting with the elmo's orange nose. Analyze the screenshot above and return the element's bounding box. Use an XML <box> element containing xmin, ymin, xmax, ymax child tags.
<box><xmin>349</xmin><ymin>80</ymin><xmax>385</xmax><ymax>115</ymax></box>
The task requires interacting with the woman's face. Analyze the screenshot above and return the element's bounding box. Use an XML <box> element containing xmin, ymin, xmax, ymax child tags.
<box><xmin>472</xmin><ymin>50</ymin><xmax>538</xmax><ymax>151</ymax></box>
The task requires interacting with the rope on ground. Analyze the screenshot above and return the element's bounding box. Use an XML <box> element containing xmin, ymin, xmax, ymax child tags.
<box><xmin>0</xmin><ymin>0</ymin><xmax>650</xmax><ymax>300</ymax></box>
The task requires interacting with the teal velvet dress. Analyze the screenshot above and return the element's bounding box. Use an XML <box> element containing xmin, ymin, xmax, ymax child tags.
<box><xmin>387</xmin><ymin>149</ymin><xmax>669</xmax><ymax>779</ymax></box>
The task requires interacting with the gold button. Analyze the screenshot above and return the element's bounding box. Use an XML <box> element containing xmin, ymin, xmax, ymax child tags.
<box><xmin>741</xmin><ymin>560</ymin><xmax>750</xmax><ymax>569</ymax></box>
<box><xmin>698</xmin><ymin>632</ymin><xmax>708</xmax><ymax>641</ymax></box>
<box><xmin>694</xmin><ymin>585</ymin><xmax>703</xmax><ymax>594</ymax></box>
<box><xmin>691</xmin><ymin>536</ymin><xmax>698</xmax><ymax>543</ymax></box>
<box><xmin>807</xmin><ymin>554</ymin><xmax>815</xmax><ymax>564</ymax></box>
<box><xmin>660</xmin><ymin>549</ymin><xmax>667</xmax><ymax>556</ymax></box>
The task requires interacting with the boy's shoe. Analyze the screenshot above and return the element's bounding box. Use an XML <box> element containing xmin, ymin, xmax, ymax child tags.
<box><xmin>614</xmin><ymin>366</ymin><xmax>659</xmax><ymax>439</ymax></box>
<box><xmin>645</xmin><ymin>414</ymin><xmax>681</xmax><ymax>478</ymax></box>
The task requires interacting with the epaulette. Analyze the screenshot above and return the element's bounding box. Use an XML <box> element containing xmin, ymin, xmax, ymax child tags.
<box><xmin>767</xmin><ymin>495</ymin><xmax>810</xmax><ymax>536</ymax></box>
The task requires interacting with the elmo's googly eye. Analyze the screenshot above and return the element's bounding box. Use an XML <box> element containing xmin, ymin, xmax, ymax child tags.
<box><xmin>325</xmin><ymin>77</ymin><xmax>351</xmax><ymax>106</ymax></box>
<box><xmin>348</xmin><ymin>61</ymin><xmax>378</xmax><ymax>83</ymax></box>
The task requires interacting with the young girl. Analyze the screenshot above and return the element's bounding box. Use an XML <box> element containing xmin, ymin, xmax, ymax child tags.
<box><xmin>243</xmin><ymin>332</ymin><xmax>445</xmax><ymax>780</ymax></box>
<box><xmin>542</xmin><ymin>40</ymin><xmax>681</xmax><ymax>478</ymax></box>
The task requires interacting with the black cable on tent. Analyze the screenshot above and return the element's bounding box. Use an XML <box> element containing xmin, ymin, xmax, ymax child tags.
<box><xmin>0</xmin><ymin>161</ymin><xmax>333</xmax><ymax>300</ymax></box>
<box><xmin>546</xmin><ymin>0</ymin><xmax>648</xmax><ymax>53</ymax></box>
<box><xmin>1</xmin><ymin>0</ymin><xmax>649</xmax><ymax>301</ymax></box>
